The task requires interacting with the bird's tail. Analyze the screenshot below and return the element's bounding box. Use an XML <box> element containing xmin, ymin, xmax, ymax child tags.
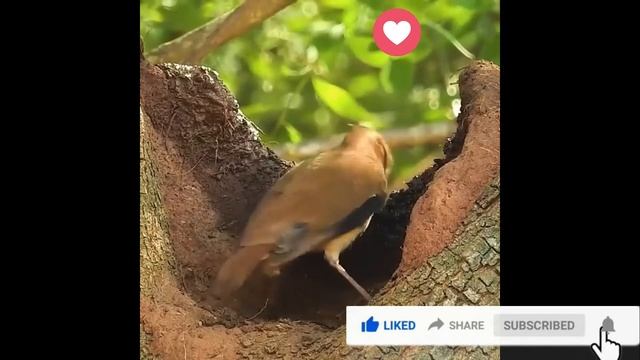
<box><xmin>212</xmin><ymin>244</ymin><xmax>271</xmax><ymax>298</ymax></box>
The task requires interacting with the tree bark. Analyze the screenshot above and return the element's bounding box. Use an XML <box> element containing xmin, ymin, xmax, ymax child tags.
<box><xmin>140</xmin><ymin>107</ymin><xmax>179</xmax><ymax>359</ymax></box>
<box><xmin>140</xmin><ymin>107</ymin><xmax>177</xmax><ymax>296</ymax></box>
<box><xmin>140</xmin><ymin>53</ymin><xmax>500</xmax><ymax>360</ymax></box>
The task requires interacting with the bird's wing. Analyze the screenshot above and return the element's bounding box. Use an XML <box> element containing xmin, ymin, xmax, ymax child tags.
<box><xmin>238</xmin><ymin>150</ymin><xmax>387</xmax><ymax>259</ymax></box>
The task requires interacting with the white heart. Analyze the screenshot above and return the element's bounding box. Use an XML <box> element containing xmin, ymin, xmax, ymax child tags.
<box><xmin>383</xmin><ymin>21</ymin><xmax>411</xmax><ymax>45</ymax></box>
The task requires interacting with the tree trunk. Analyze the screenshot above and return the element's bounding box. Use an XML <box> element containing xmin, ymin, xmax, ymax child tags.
<box><xmin>139</xmin><ymin>53</ymin><xmax>500</xmax><ymax>360</ymax></box>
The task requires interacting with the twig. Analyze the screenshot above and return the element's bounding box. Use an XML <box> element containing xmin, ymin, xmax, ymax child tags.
<box><xmin>186</xmin><ymin>153</ymin><xmax>209</xmax><ymax>175</ymax></box>
<box><xmin>272</xmin><ymin>75</ymin><xmax>310</xmax><ymax>135</ymax></box>
<box><xmin>245</xmin><ymin>298</ymin><xmax>269</xmax><ymax>321</ymax></box>
<box><xmin>177</xmin><ymin>152</ymin><xmax>207</xmax><ymax>186</ymax></box>
<box><xmin>272</xmin><ymin>122</ymin><xmax>456</xmax><ymax>161</ymax></box>
<box><xmin>424</xmin><ymin>19</ymin><xmax>475</xmax><ymax>60</ymax></box>
<box><xmin>163</xmin><ymin>107</ymin><xmax>179</xmax><ymax>151</ymax></box>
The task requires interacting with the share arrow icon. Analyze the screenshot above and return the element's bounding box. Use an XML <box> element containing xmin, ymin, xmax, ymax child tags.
<box><xmin>428</xmin><ymin>318</ymin><xmax>444</xmax><ymax>331</ymax></box>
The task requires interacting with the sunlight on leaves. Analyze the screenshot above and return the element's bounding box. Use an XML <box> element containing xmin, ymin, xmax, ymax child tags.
<box><xmin>312</xmin><ymin>77</ymin><xmax>381</xmax><ymax>126</ymax></box>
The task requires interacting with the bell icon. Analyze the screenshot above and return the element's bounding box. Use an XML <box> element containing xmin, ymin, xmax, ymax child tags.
<box><xmin>601</xmin><ymin>316</ymin><xmax>615</xmax><ymax>332</ymax></box>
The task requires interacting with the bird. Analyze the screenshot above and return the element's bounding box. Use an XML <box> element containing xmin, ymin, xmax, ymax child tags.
<box><xmin>212</xmin><ymin>125</ymin><xmax>393</xmax><ymax>302</ymax></box>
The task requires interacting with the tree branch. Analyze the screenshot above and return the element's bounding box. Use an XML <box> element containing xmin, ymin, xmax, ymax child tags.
<box><xmin>145</xmin><ymin>0</ymin><xmax>296</xmax><ymax>64</ymax></box>
<box><xmin>273</xmin><ymin>122</ymin><xmax>457</xmax><ymax>161</ymax></box>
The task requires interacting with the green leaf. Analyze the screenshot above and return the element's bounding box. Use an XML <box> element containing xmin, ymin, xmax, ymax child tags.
<box><xmin>422</xmin><ymin>108</ymin><xmax>451</xmax><ymax>123</ymax></box>
<box><xmin>162</xmin><ymin>1</ymin><xmax>207</xmax><ymax>33</ymax></box>
<box><xmin>404</xmin><ymin>26</ymin><xmax>433</xmax><ymax>63</ymax></box>
<box><xmin>140</xmin><ymin>4</ymin><xmax>163</xmax><ymax>23</ymax></box>
<box><xmin>345</xmin><ymin>36</ymin><xmax>389</xmax><ymax>68</ymax></box>
<box><xmin>311</xmin><ymin>77</ymin><xmax>380</xmax><ymax>126</ymax></box>
<box><xmin>285</xmin><ymin>124</ymin><xmax>303</xmax><ymax>144</ymax></box>
<box><xmin>454</xmin><ymin>0</ymin><xmax>497</xmax><ymax>11</ymax></box>
<box><xmin>395</xmin><ymin>0</ymin><xmax>427</xmax><ymax>15</ymax></box>
<box><xmin>453</xmin><ymin>0</ymin><xmax>479</xmax><ymax>9</ymax></box>
<box><xmin>241</xmin><ymin>102</ymin><xmax>280</xmax><ymax>118</ymax></box>
<box><xmin>380</xmin><ymin>59</ymin><xmax>415</xmax><ymax>95</ymax></box>
<box><xmin>342</xmin><ymin>3</ymin><xmax>376</xmax><ymax>35</ymax></box>
<box><xmin>247</xmin><ymin>53</ymin><xmax>277</xmax><ymax>80</ymax></box>
<box><xmin>319</xmin><ymin>0</ymin><xmax>355</xmax><ymax>9</ymax></box>
<box><xmin>347</xmin><ymin>74</ymin><xmax>379</xmax><ymax>98</ymax></box>
<box><xmin>424</xmin><ymin>2</ymin><xmax>474</xmax><ymax>29</ymax></box>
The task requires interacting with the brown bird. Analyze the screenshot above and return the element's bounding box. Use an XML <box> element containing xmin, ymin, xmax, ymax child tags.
<box><xmin>213</xmin><ymin>125</ymin><xmax>392</xmax><ymax>301</ymax></box>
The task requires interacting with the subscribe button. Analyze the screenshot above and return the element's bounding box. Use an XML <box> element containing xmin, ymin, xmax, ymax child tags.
<box><xmin>494</xmin><ymin>314</ymin><xmax>585</xmax><ymax>336</ymax></box>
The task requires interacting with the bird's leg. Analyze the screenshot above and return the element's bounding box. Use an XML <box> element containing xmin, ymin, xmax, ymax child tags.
<box><xmin>324</xmin><ymin>253</ymin><xmax>372</xmax><ymax>302</ymax></box>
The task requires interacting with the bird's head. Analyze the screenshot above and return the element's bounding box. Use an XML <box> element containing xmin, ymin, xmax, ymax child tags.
<box><xmin>341</xmin><ymin>124</ymin><xmax>393</xmax><ymax>176</ymax></box>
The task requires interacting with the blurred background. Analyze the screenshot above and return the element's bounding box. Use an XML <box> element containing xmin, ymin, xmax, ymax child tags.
<box><xmin>140</xmin><ymin>0</ymin><xmax>500</xmax><ymax>189</ymax></box>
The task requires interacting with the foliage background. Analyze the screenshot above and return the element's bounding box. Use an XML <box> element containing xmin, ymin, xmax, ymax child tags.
<box><xmin>140</xmin><ymin>0</ymin><xmax>500</xmax><ymax>187</ymax></box>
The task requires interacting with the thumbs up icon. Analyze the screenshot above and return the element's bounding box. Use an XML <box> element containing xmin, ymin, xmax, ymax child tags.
<box><xmin>361</xmin><ymin>316</ymin><xmax>380</xmax><ymax>332</ymax></box>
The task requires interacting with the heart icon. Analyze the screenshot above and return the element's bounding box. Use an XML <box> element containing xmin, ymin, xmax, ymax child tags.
<box><xmin>373</xmin><ymin>8</ymin><xmax>421</xmax><ymax>56</ymax></box>
<box><xmin>383</xmin><ymin>21</ymin><xmax>411</xmax><ymax>45</ymax></box>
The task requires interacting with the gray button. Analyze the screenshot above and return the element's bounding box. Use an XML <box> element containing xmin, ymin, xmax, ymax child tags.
<box><xmin>494</xmin><ymin>314</ymin><xmax>585</xmax><ymax>337</ymax></box>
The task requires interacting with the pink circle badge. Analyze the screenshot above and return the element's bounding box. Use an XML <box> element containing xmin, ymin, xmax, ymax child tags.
<box><xmin>373</xmin><ymin>8</ymin><xmax>422</xmax><ymax>57</ymax></box>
